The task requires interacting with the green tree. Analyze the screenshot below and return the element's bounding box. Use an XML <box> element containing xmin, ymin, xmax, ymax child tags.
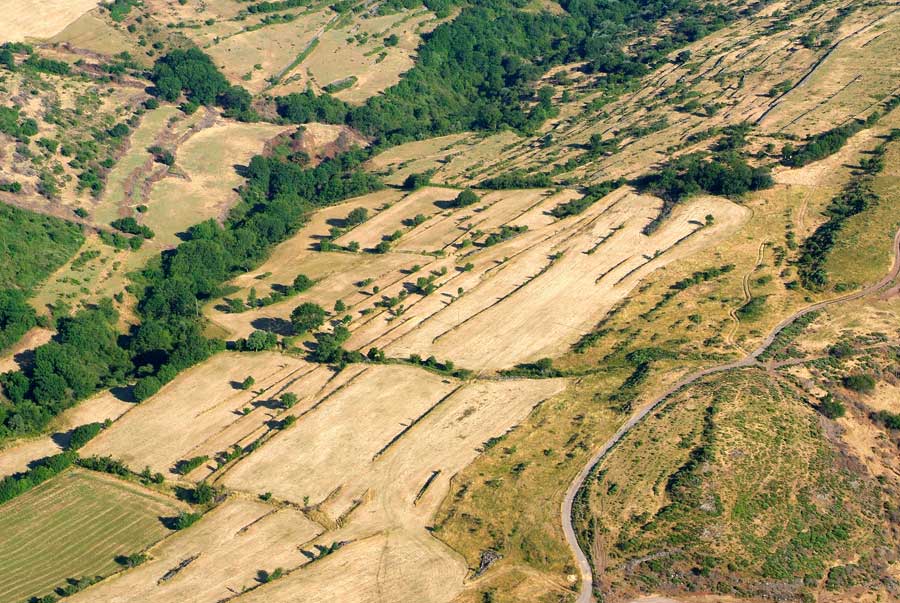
<box><xmin>346</xmin><ymin>207</ymin><xmax>368</xmax><ymax>226</ymax></box>
<box><xmin>290</xmin><ymin>302</ymin><xmax>326</xmax><ymax>334</ymax></box>
<box><xmin>452</xmin><ymin>189</ymin><xmax>479</xmax><ymax>208</ymax></box>
<box><xmin>292</xmin><ymin>274</ymin><xmax>313</xmax><ymax>292</ymax></box>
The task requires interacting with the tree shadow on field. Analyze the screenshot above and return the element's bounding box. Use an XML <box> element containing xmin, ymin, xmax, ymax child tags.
<box><xmin>159</xmin><ymin>515</ymin><xmax>184</xmax><ymax>530</ymax></box>
<box><xmin>252</xmin><ymin>398</ymin><xmax>281</xmax><ymax>410</ymax></box>
<box><xmin>251</xmin><ymin>317</ymin><xmax>293</xmax><ymax>336</ymax></box>
<box><xmin>110</xmin><ymin>385</ymin><xmax>138</xmax><ymax>403</ymax></box>
<box><xmin>49</xmin><ymin>430</ymin><xmax>73</xmax><ymax>450</ymax></box>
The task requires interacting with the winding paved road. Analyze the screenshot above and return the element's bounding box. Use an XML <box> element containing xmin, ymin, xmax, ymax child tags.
<box><xmin>561</xmin><ymin>226</ymin><xmax>900</xmax><ymax>603</ymax></box>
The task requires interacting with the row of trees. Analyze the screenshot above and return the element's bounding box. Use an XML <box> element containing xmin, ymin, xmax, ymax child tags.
<box><xmin>637</xmin><ymin>150</ymin><xmax>773</xmax><ymax>233</ymax></box>
<box><xmin>781</xmin><ymin>95</ymin><xmax>898</xmax><ymax>167</ymax></box>
<box><xmin>130</xmin><ymin>149</ymin><xmax>382</xmax><ymax>400</ymax></box>
<box><xmin>0</xmin><ymin>144</ymin><xmax>382</xmax><ymax>436</ymax></box>
<box><xmin>796</xmin><ymin>131</ymin><xmax>896</xmax><ymax>290</ymax></box>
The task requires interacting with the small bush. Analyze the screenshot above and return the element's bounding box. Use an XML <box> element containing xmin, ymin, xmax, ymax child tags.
<box><xmin>818</xmin><ymin>395</ymin><xmax>845</xmax><ymax>419</ymax></box>
<box><xmin>843</xmin><ymin>373</ymin><xmax>875</xmax><ymax>393</ymax></box>
<box><xmin>67</xmin><ymin>422</ymin><xmax>103</xmax><ymax>450</ymax></box>
<box><xmin>171</xmin><ymin>511</ymin><xmax>202</xmax><ymax>530</ymax></box>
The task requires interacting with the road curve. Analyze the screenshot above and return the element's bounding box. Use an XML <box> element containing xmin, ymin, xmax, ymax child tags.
<box><xmin>562</xmin><ymin>226</ymin><xmax>900</xmax><ymax>603</ymax></box>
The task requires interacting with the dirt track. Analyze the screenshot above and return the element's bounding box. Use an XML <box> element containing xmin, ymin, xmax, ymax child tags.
<box><xmin>562</xmin><ymin>225</ymin><xmax>900</xmax><ymax>603</ymax></box>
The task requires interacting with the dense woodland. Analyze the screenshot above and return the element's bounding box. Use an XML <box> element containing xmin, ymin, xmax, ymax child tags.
<box><xmin>0</xmin><ymin>204</ymin><xmax>84</xmax><ymax>359</ymax></box>
<box><xmin>259</xmin><ymin>0</ymin><xmax>741</xmax><ymax>142</ymax></box>
<box><xmin>0</xmin><ymin>203</ymin><xmax>84</xmax><ymax>293</ymax></box>
<box><xmin>0</xmin><ymin>138</ymin><xmax>380</xmax><ymax>437</ymax></box>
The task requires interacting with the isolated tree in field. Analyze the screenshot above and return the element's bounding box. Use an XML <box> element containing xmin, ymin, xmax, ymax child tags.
<box><xmin>818</xmin><ymin>394</ymin><xmax>846</xmax><ymax>419</ymax></box>
<box><xmin>240</xmin><ymin>376</ymin><xmax>255</xmax><ymax>390</ymax></box>
<box><xmin>291</xmin><ymin>302</ymin><xmax>326</xmax><ymax>334</ymax></box>
<box><xmin>452</xmin><ymin>189</ymin><xmax>479</xmax><ymax>208</ymax></box>
<box><xmin>292</xmin><ymin>273</ymin><xmax>313</xmax><ymax>292</ymax></box>
<box><xmin>402</xmin><ymin>171</ymin><xmax>432</xmax><ymax>190</ymax></box>
<box><xmin>243</xmin><ymin>330</ymin><xmax>277</xmax><ymax>351</ymax></box>
<box><xmin>587</xmin><ymin>133</ymin><xmax>605</xmax><ymax>153</ymax></box>
<box><xmin>192</xmin><ymin>481</ymin><xmax>215</xmax><ymax>504</ymax></box>
<box><xmin>345</xmin><ymin>207</ymin><xmax>368</xmax><ymax>226</ymax></box>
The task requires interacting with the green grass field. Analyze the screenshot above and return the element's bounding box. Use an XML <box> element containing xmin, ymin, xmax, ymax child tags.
<box><xmin>0</xmin><ymin>469</ymin><xmax>181</xmax><ymax>603</ymax></box>
<box><xmin>826</xmin><ymin>135</ymin><xmax>900</xmax><ymax>289</ymax></box>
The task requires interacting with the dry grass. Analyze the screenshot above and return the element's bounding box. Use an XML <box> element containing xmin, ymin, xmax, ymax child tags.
<box><xmin>81</xmin><ymin>352</ymin><xmax>310</xmax><ymax>478</ymax></box>
<box><xmin>209</xmin><ymin>184</ymin><xmax>747</xmax><ymax>371</ymax></box>
<box><xmin>223</xmin><ymin>374</ymin><xmax>564</xmax><ymax>603</ymax></box>
<box><xmin>372</xmin><ymin>191</ymin><xmax>747</xmax><ymax>370</ymax></box>
<box><xmin>824</xmin><ymin>117</ymin><xmax>900</xmax><ymax>287</ymax></box>
<box><xmin>0</xmin><ymin>0</ymin><xmax>99</xmax><ymax>42</ymax></box>
<box><xmin>207</xmin><ymin>9</ymin><xmax>334</xmax><ymax>94</ymax></box>
<box><xmin>49</xmin><ymin>10</ymin><xmax>137</xmax><ymax>58</ymax></box>
<box><xmin>222</xmin><ymin>364</ymin><xmax>459</xmax><ymax>509</ymax></box>
<box><xmin>435</xmin><ymin>373</ymin><xmax>624</xmax><ymax>600</ymax></box>
<box><xmin>290</xmin><ymin>9</ymin><xmax>438</xmax><ymax>103</ymax></box>
<box><xmin>67</xmin><ymin>498</ymin><xmax>322</xmax><ymax>603</ymax></box>
<box><xmin>29</xmin><ymin>234</ymin><xmax>131</xmax><ymax>317</ymax></box>
<box><xmin>758</xmin><ymin>9</ymin><xmax>900</xmax><ymax>136</ymax></box>
<box><xmin>143</xmin><ymin>119</ymin><xmax>292</xmax><ymax>248</ymax></box>
<box><xmin>93</xmin><ymin>106</ymin><xmax>180</xmax><ymax>227</ymax></box>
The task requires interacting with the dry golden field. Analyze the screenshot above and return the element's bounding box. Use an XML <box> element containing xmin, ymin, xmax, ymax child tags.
<box><xmin>2</xmin><ymin>0</ymin><xmax>900</xmax><ymax>602</ymax></box>
<box><xmin>0</xmin><ymin>0</ymin><xmax>100</xmax><ymax>42</ymax></box>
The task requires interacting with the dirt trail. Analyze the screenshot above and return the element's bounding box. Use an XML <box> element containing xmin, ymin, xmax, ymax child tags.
<box><xmin>562</xmin><ymin>225</ymin><xmax>900</xmax><ymax>603</ymax></box>
<box><xmin>725</xmin><ymin>240</ymin><xmax>766</xmax><ymax>351</ymax></box>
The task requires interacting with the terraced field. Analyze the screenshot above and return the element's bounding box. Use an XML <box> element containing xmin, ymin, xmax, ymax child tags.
<box><xmin>1</xmin><ymin>0</ymin><xmax>899</xmax><ymax>602</ymax></box>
